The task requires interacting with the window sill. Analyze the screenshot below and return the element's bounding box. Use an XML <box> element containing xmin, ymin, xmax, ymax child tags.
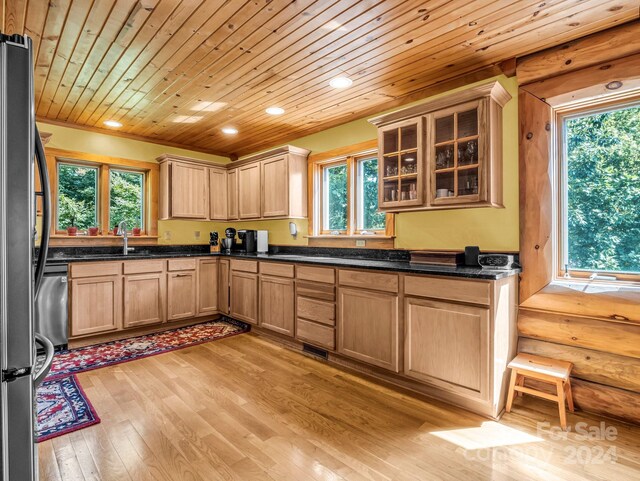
<box><xmin>49</xmin><ymin>235</ymin><xmax>159</xmax><ymax>247</ymax></box>
<box><xmin>306</xmin><ymin>235</ymin><xmax>395</xmax><ymax>239</ymax></box>
<box><xmin>305</xmin><ymin>235</ymin><xmax>395</xmax><ymax>249</ymax></box>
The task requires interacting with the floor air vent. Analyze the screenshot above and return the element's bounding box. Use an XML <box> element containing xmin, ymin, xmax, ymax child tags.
<box><xmin>303</xmin><ymin>344</ymin><xmax>328</xmax><ymax>360</ymax></box>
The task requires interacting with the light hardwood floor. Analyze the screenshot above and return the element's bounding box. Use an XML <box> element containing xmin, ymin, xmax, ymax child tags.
<box><xmin>39</xmin><ymin>333</ymin><xmax>640</xmax><ymax>481</ymax></box>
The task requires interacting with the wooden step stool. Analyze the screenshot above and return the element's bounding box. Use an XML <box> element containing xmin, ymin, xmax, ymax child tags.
<box><xmin>506</xmin><ymin>353</ymin><xmax>574</xmax><ymax>429</ymax></box>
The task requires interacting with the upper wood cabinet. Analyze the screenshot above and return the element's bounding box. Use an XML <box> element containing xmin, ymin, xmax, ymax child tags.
<box><xmin>369</xmin><ymin>81</ymin><xmax>511</xmax><ymax>212</ymax></box>
<box><xmin>209</xmin><ymin>168</ymin><xmax>228</xmax><ymax>220</ymax></box>
<box><xmin>158</xmin><ymin>156</ymin><xmax>209</xmax><ymax>219</ymax></box>
<box><xmin>158</xmin><ymin>147</ymin><xmax>309</xmax><ymax>222</ymax></box>
<box><xmin>238</xmin><ymin>163</ymin><xmax>261</xmax><ymax>219</ymax></box>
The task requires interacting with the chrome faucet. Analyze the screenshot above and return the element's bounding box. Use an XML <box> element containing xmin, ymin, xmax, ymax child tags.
<box><xmin>117</xmin><ymin>221</ymin><xmax>135</xmax><ymax>255</ymax></box>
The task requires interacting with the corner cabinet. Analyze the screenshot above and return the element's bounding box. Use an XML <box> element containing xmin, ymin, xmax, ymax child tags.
<box><xmin>158</xmin><ymin>146</ymin><xmax>309</xmax><ymax>221</ymax></box>
<box><xmin>369</xmin><ymin>80</ymin><xmax>511</xmax><ymax>212</ymax></box>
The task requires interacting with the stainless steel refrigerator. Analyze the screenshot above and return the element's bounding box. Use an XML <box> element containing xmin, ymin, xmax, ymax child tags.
<box><xmin>0</xmin><ymin>33</ymin><xmax>54</xmax><ymax>481</ymax></box>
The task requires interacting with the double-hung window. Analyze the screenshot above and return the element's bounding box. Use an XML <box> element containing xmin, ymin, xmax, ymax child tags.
<box><xmin>313</xmin><ymin>149</ymin><xmax>390</xmax><ymax>237</ymax></box>
<box><xmin>557</xmin><ymin>97</ymin><xmax>640</xmax><ymax>283</ymax></box>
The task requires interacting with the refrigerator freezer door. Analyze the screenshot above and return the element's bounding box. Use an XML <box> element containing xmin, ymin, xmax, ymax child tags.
<box><xmin>1</xmin><ymin>377</ymin><xmax>36</xmax><ymax>481</ymax></box>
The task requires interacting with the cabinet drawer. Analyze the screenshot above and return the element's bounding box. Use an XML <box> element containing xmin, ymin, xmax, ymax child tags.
<box><xmin>296</xmin><ymin>265</ymin><xmax>335</xmax><ymax>284</ymax></box>
<box><xmin>260</xmin><ymin>262</ymin><xmax>294</xmax><ymax>278</ymax></box>
<box><xmin>338</xmin><ymin>269</ymin><xmax>398</xmax><ymax>293</ymax></box>
<box><xmin>404</xmin><ymin>275</ymin><xmax>490</xmax><ymax>306</ymax></box>
<box><xmin>296</xmin><ymin>297</ymin><xmax>335</xmax><ymax>326</ymax></box>
<box><xmin>296</xmin><ymin>281</ymin><xmax>335</xmax><ymax>301</ymax></box>
<box><xmin>123</xmin><ymin>259</ymin><xmax>165</xmax><ymax>274</ymax></box>
<box><xmin>70</xmin><ymin>262</ymin><xmax>121</xmax><ymax>278</ymax></box>
<box><xmin>167</xmin><ymin>258</ymin><xmax>197</xmax><ymax>271</ymax></box>
<box><xmin>296</xmin><ymin>319</ymin><xmax>335</xmax><ymax>350</ymax></box>
<box><xmin>230</xmin><ymin>259</ymin><xmax>259</xmax><ymax>273</ymax></box>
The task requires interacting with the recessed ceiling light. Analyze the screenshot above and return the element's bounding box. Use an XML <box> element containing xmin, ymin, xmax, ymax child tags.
<box><xmin>221</xmin><ymin>127</ymin><xmax>238</xmax><ymax>135</ymax></box>
<box><xmin>329</xmin><ymin>76</ymin><xmax>352</xmax><ymax>89</ymax></box>
<box><xmin>103</xmin><ymin>120</ymin><xmax>122</xmax><ymax>128</ymax></box>
<box><xmin>265</xmin><ymin>107</ymin><xmax>285</xmax><ymax>115</ymax></box>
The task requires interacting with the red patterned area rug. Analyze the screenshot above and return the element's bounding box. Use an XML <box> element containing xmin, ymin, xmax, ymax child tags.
<box><xmin>36</xmin><ymin>375</ymin><xmax>100</xmax><ymax>442</ymax></box>
<box><xmin>48</xmin><ymin>319</ymin><xmax>249</xmax><ymax>377</ymax></box>
<box><xmin>36</xmin><ymin>319</ymin><xmax>247</xmax><ymax>441</ymax></box>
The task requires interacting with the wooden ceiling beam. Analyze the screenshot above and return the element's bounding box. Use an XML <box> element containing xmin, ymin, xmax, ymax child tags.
<box><xmin>516</xmin><ymin>20</ymin><xmax>640</xmax><ymax>85</ymax></box>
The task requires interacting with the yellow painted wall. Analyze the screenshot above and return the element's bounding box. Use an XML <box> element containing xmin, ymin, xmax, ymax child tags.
<box><xmin>42</xmin><ymin>75</ymin><xmax>519</xmax><ymax>251</ymax></box>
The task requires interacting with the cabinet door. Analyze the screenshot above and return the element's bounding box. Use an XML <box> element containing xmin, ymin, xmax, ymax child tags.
<box><xmin>218</xmin><ymin>259</ymin><xmax>230</xmax><ymax>314</ymax></box>
<box><xmin>337</xmin><ymin>287</ymin><xmax>399</xmax><ymax>372</ymax></box>
<box><xmin>209</xmin><ymin>168</ymin><xmax>228</xmax><ymax>220</ymax></box>
<box><xmin>197</xmin><ymin>258</ymin><xmax>218</xmax><ymax>316</ymax></box>
<box><xmin>70</xmin><ymin>276</ymin><xmax>122</xmax><ymax>337</ymax></box>
<box><xmin>260</xmin><ymin>275</ymin><xmax>294</xmax><ymax>336</ymax></box>
<box><xmin>230</xmin><ymin>271</ymin><xmax>258</xmax><ymax>324</ymax></box>
<box><xmin>227</xmin><ymin>169</ymin><xmax>238</xmax><ymax>220</ymax></box>
<box><xmin>167</xmin><ymin>271</ymin><xmax>197</xmax><ymax>321</ymax></box>
<box><xmin>261</xmin><ymin>155</ymin><xmax>288</xmax><ymax>218</ymax></box>
<box><xmin>378</xmin><ymin>118</ymin><xmax>424</xmax><ymax>210</ymax></box>
<box><xmin>171</xmin><ymin>162</ymin><xmax>209</xmax><ymax>219</ymax></box>
<box><xmin>404</xmin><ymin>297</ymin><xmax>489</xmax><ymax>397</ymax></box>
<box><xmin>238</xmin><ymin>163</ymin><xmax>261</xmax><ymax>219</ymax></box>
<box><xmin>123</xmin><ymin>273</ymin><xmax>165</xmax><ymax>328</ymax></box>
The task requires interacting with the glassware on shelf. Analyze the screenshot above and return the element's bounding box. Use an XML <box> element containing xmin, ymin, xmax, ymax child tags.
<box><xmin>436</xmin><ymin>144</ymin><xmax>454</xmax><ymax>170</ymax></box>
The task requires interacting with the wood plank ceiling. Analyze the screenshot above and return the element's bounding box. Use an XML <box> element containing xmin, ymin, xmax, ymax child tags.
<box><xmin>3</xmin><ymin>0</ymin><xmax>639</xmax><ymax>157</ymax></box>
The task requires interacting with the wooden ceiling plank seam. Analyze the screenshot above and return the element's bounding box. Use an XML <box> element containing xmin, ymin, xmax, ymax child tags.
<box><xmin>54</xmin><ymin>0</ymin><xmax>140</xmax><ymax>121</ymax></box>
<box><xmin>225</xmin><ymin>7</ymin><xmax>636</xmax><ymax>155</ymax></box>
<box><xmin>117</xmin><ymin>0</ymin><xmax>331</xmax><ymax>134</ymax></box>
<box><xmin>81</xmin><ymin>0</ymin><xmax>211</xmax><ymax>126</ymax></box>
<box><xmin>185</xmin><ymin>0</ymin><xmax>633</xmax><ymax>148</ymax></box>
<box><xmin>73</xmin><ymin>0</ymin><xmax>189</xmax><ymax>125</ymax></box>
<box><xmin>171</xmin><ymin>0</ymin><xmax>531</xmax><ymax>146</ymax></box>
<box><xmin>84</xmin><ymin>0</ymin><xmax>243</xmax><ymax>128</ymax></box>
<box><xmin>93</xmin><ymin>0</ymin><xmax>325</xmax><ymax>129</ymax></box>
<box><xmin>129</xmin><ymin>0</ymin><xmax>446</xmax><ymax>138</ymax></box>
<box><xmin>45</xmin><ymin>0</ymin><xmax>120</xmax><ymax>119</ymax></box>
<box><xmin>516</xmin><ymin>20</ymin><xmax>640</xmax><ymax>85</ymax></box>
<box><xmin>23</xmin><ymin>0</ymin><xmax>49</xmax><ymax>66</ymax></box>
<box><xmin>64</xmin><ymin>0</ymin><xmax>160</xmax><ymax>123</ymax></box>
<box><xmin>132</xmin><ymin>0</ymin><xmax>379</xmax><ymax>139</ymax></box>
<box><xmin>36</xmin><ymin>0</ymin><xmax>97</xmax><ymax>116</ymax></box>
<box><xmin>3</xmin><ymin>0</ymin><xmax>27</xmax><ymax>35</ymax></box>
<box><xmin>228</xmin><ymin>10</ymin><xmax>638</xmax><ymax>155</ymax></box>
<box><xmin>32</xmin><ymin>0</ymin><xmax>72</xmax><ymax>111</ymax></box>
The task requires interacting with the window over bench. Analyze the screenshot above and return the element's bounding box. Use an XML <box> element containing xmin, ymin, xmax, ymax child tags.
<box><xmin>557</xmin><ymin>97</ymin><xmax>640</xmax><ymax>282</ymax></box>
<box><xmin>310</xmin><ymin>144</ymin><xmax>393</xmax><ymax>241</ymax></box>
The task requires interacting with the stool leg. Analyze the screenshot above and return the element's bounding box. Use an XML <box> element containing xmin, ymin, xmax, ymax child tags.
<box><xmin>506</xmin><ymin>370</ymin><xmax>518</xmax><ymax>413</ymax></box>
<box><xmin>556</xmin><ymin>379</ymin><xmax>567</xmax><ymax>430</ymax></box>
<box><xmin>517</xmin><ymin>375</ymin><xmax>525</xmax><ymax>397</ymax></box>
<box><xmin>565</xmin><ymin>379</ymin><xmax>575</xmax><ymax>412</ymax></box>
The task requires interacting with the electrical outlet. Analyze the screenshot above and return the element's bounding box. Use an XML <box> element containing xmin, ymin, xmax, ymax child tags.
<box><xmin>194</xmin><ymin>231</ymin><xmax>201</xmax><ymax>240</ymax></box>
<box><xmin>163</xmin><ymin>231</ymin><xmax>171</xmax><ymax>241</ymax></box>
<box><xmin>355</xmin><ymin>240</ymin><xmax>366</xmax><ymax>247</ymax></box>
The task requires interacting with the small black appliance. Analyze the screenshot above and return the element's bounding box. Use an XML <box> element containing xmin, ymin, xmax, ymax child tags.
<box><xmin>236</xmin><ymin>230</ymin><xmax>257</xmax><ymax>253</ymax></box>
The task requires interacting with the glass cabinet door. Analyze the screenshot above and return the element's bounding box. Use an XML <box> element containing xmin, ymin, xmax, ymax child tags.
<box><xmin>378</xmin><ymin>118</ymin><xmax>423</xmax><ymax>209</ymax></box>
<box><xmin>430</xmin><ymin>99</ymin><xmax>484</xmax><ymax>205</ymax></box>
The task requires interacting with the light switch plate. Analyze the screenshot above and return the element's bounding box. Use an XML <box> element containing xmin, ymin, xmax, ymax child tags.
<box><xmin>355</xmin><ymin>240</ymin><xmax>366</xmax><ymax>247</ymax></box>
<box><xmin>194</xmin><ymin>231</ymin><xmax>201</xmax><ymax>240</ymax></box>
<box><xmin>163</xmin><ymin>231</ymin><xmax>171</xmax><ymax>241</ymax></box>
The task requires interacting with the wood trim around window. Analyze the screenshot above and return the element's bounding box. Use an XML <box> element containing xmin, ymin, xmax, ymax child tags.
<box><xmin>44</xmin><ymin>147</ymin><xmax>159</xmax><ymax>245</ymax></box>
<box><xmin>307</xmin><ymin>140</ymin><xmax>395</xmax><ymax>248</ymax></box>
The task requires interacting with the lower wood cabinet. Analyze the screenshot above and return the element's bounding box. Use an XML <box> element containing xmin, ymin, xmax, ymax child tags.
<box><xmin>259</xmin><ymin>275</ymin><xmax>294</xmax><ymax>336</ymax></box>
<box><xmin>123</xmin><ymin>273</ymin><xmax>166</xmax><ymax>328</ymax></box>
<box><xmin>219</xmin><ymin>259</ymin><xmax>230</xmax><ymax>314</ymax></box>
<box><xmin>197</xmin><ymin>258</ymin><xmax>219</xmax><ymax>316</ymax></box>
<box><xmin>167</xmin><ymin>271</ymin><xmax>197</xmax><ymax>321</ymax></box>
<box><xmin>70</xmin><ymin>275</ymin><xmax>122</xmax><ymax>337</ymax></box>
<box><xmin>337</xmin><ymin>287</ymin><xmax>400</xmax><ymax>372</ymax></box>
<box><xmin>404</xmin><ymin>297</ymin><xmax>489</xmax><ymax>397</ymax></box>
<box><xmin>230</xmin><ymin>271</ymin><xmax>259</xmax><ymax>324</ymax></box>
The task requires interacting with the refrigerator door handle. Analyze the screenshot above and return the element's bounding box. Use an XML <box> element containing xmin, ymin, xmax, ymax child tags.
<box><xmin>34</xmin><ymin>124</ymin><xmax>51</xmax><ymax>299</ymax></box>
<box><xmin>33</xmin><ymin>333</ymin><xmax>54</xmax><ymax>386</ymax></box>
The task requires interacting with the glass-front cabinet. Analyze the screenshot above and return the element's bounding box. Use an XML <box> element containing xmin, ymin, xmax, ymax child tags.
<box><xmin>369</xmin><ymin>80</ymin><xmax>510</xmax><ymax>212</ymax></box>
<box><xmin>379</xmin><ymin>118</ymin><xmax>424</xmax><ymax>209</ymax></box>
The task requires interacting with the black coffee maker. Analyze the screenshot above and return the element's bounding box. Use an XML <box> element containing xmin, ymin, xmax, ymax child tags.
<box><xmin>236</xmin><ymin>230</ymin><xmax>257</xmax><ymax>253</ymax></box>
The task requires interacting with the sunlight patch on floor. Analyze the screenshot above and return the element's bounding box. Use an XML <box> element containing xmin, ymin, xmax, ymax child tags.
<box><xmin>430</xmin><ymin>421</ymin><xmax>544</xmax><ymax>450</ymax></box>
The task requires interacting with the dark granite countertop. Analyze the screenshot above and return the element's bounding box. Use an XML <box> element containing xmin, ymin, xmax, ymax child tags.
<box><xmin>45</xmin><ymin>245</ymin><xmax>520</xmax><ymax>280</ymax></box>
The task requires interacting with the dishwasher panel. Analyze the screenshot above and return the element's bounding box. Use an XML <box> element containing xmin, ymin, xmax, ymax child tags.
<box><xmin>35</xmin><ymin>265</ymin><xmax>68</xmax><ymax>350</ymax></box>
